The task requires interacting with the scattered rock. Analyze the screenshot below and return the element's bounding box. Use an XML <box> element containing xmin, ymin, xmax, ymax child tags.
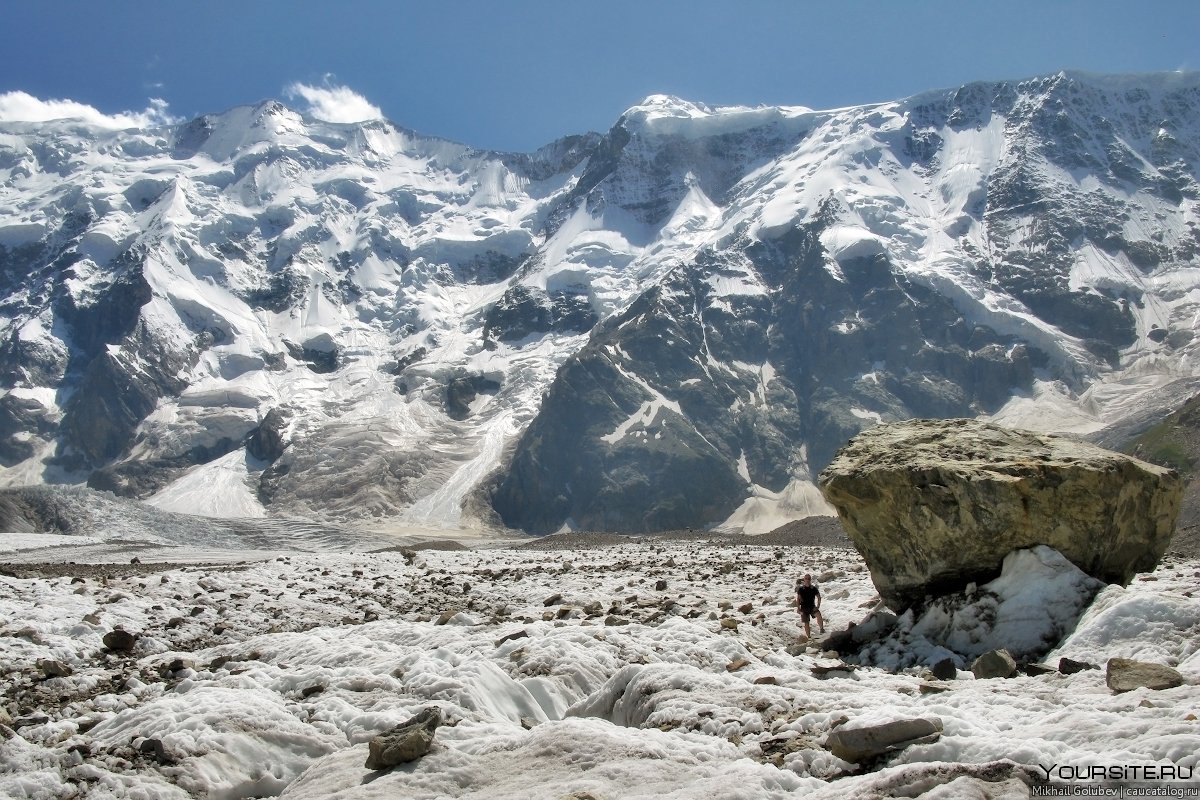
<box><xmin>971</xmin><ymin>649</ymin><xmax>1017</xmax><ymax>679</ymax></box>
<box><xmin>654</xmin><ymin>580</ymin><xmax>668</xmax><ymax>591</ymax></box>
<box><xmin>365</xmin><ymin>707</ymin><xmax>442</xmax><ymax>770</ymax></box>
<box><xmin>138</xmin><ymin>737</ymin><xmax>170</xmax><ymax>764</ymax></box>
<box><xmin>36</xmin><ymin>659</ymin><xmax>73</xmax><ymax>678</ymax></box>
<box><xmin>737</xmin><ymin>602</ymin><xmax>753</xmax><ymax>614</ymax></box>
<box><xmin>930</xmin><ymin>657</ymin><xmax>958</xmax><ymax>681</ymax></box>
<box><xmin>811</xmin><ymin>661</ymin><xmax>856</xmax><ymax>677</ymax></box>
<box><xmin>435</xmin><ymin>610</ymin><xmax>458</xmax><ymax>625</ymax></box>
<box><xmin>819</xmin><ymin>419</ymin><xmax>1182</xmax><ymax>609</ymax></box>
<box><xmin>1022</xmin><ymin>663</ymin><xmax>1057</xmax><ymax>677</ymax></box>
<box><xmin>825</xmin><ymin>717</ymin><xmax>943</xmax><ymax>763</ymax></box>
<box><xmin>543</xmin><ymin>593</ymin><xmax>563</xmax><ymax>607</ymax></box>
<box><xmin>919</xmin><ymin>681</ymin><xmax>952</xmax><ymax>695</ymax></box>
<box><xmin>1058</xmin><ymin>657</ymin><xmax>1098</xmax><ymax>675</ymax></box>
<box><xmin>719</xmin><ymin>618</ymin><xmax>738</xmax><ymax>631</ymax></box>
<box><xmin>102</xmin><ymin>628</ymin><xmax>138</xmax><ymax>653</ymax></box>
<box><xmin>753</xmin><ymin>676</ymin><xmax>778</xmax><ymax>686</ymax></box>
<box><xmin>495</xmin><ymin>629</ymin><xmax>530</xmax><ymax>647</ymax></box>
<box><xmin>604</xmin><ymin>615</ymin><xmax>630</xmax><ymax>627</ymax></box>
<box><xmin>726</xmin><ymin>658</ymin><xmax>750</xmax><ymax>672</ymax></box>
<box><xmin>300</xmin><ymin>685</ymin><xmax>325</xmax><ymax>698</ymax></box>
<box><xmin>1105</xmin><ymin>658</ymin><xmax>1185</xmax><ymax>693</ymax></box>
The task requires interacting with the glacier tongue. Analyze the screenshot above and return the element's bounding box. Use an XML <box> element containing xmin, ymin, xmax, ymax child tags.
<box><xmin>2</xmin><ymin>72</ymin><xmax>1200</xmax><ymax>533</ymax></box>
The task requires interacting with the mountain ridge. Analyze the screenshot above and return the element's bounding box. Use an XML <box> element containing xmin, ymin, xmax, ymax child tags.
<box><xmin>2</xmin><ymin>70</ymin><xmax>1199</xmax><ymax>534</ymax></box>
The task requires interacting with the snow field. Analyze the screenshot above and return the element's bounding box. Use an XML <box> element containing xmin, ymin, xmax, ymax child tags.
<box><xmin>2</xmin><ymin>541</ymin><xmax>1198</xmax><ymax>798</ymax></box>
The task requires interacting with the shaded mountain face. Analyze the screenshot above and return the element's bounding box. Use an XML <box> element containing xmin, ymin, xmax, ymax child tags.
<box><xmin>1</xmin><ymin>72</ymin><xmax>1199</xmax><ymax>533</ymax></box>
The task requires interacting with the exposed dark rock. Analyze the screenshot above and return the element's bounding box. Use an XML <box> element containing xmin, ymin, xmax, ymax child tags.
<box><xmin>482</xmin><ymin>285</ymin><xmax>598</xmax><ymax>345</ymax></box>
<box><xmin>87</xmin><ymin>436</ymin><xmax>243</xmax><ymax>498</ymax></box>
<box><xmin>1059</xmin><ymin>657</ymin><xmax>1098</xmax><ymax>675</ymax></box>
<box><xmin>930</xmin><ymin>658</ymin><xmax>958</xmax><ymax>681</ymax></box>
<box><xmin>102</xmin><ymin>629</ymin><xmax>138</xmax><ymax>653</ymax></box>
<box><xmin>246</xmin><ymin>408</ymin><xmax>291</xmax><ymax>463</ymax></box>
<box><xmin>445</xmin><ymin>374</ymin><xmax>501</xmax><ymax>420</ymax></box>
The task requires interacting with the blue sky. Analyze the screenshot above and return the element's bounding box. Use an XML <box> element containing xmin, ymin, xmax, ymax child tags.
<box><xmin>2</xmin><ymin>1</ymin><xmax>1198</xmax><ymax>151</ymax></box>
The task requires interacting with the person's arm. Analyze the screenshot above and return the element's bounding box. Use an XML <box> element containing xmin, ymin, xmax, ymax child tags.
<box><xmin>815</xmin><ymin>587</ymin><xmax>822</xmax><ymax>610</ymax></box>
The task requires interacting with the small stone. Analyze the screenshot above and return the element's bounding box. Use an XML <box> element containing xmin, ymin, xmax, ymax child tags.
<box><xmin>971</xmin><ymin>649</ymin><xmax>1017</xmax><ymax>679</ymax></box>
<box><xmin>737</xmin><ymin>602</ymin><xmax>753</xmax><ymax>614</ymax></box>
<box><xmin>36</xmin><ymin>659</ymin><xmax>73</xmax><ymax>678</ymax></box>
<box><xmin>919</xmin><ymin>682</ymin><xmax>951</xmax><ymax>695</ymax></box>
<box><xmin>604</xmin><ymin>615</ymin><xmax>630</xmax><ymax>627</ymax></box>
<box><xmin>753</xmin><ymin>676</ymin><xmax>778</xmax><ymax>685</ymax></box>
<box><xmin>365</xmin><ymin>707</ymin><xmax>441</xmax><ymax>770</ymax></box>
<box><xmin>543</xmin><ymin>593</ymin><xmax>563</xmax><ymax>607</ymax></box>
<box><xmin>1105</xmin><ymin>658</ymin><xmax>1185</xmax><ymax>693</ymax></box>
<box><xmin>726</xmin><ymin>658</ymin><xmax>750</xmax><ymax>672</ymax></box>
<box><xmin>102</xmin><ymin>629</ymin><xmax>138</xmax><ymax>653</ymax></box>
<box><xmin>719</xmin><ymin>618</ymin><xmax>738</xmax><ymax>631</ymax></box>
<box><xmin>930</xmin><ymin>657</ymin><xmax>957</xmax><ymax>681</ymax></box>
<box><xmin>495</xmin><ymin>629</ymin><xmax>529</xmax><ymax>647</ymax></box>
<box><xmin>1059</xmin><ymin>657</ymin><xmax>1098</xmax><ymax>675</ymax></box>
<box><xmin>654</xmin><ymin>579</ymin><xmax>668</xmax><ymax>591</ymax></box>
<box><xmin>435</xmin><ymin>610</ymin><xmax>458</xmax><ymax>626</ymax></box>
<box><xmin>300</xmin><ymin>685</ymin><xmax>324</xmax><ymax>698</ymax></box>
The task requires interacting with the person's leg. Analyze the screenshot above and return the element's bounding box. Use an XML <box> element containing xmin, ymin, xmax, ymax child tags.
<box><xmin>815</xmin><ymin>610</ymin><xmax>825</xmax><ymax>634</ymax></box>
<box><xmin>801</xmin><ymin>610</ymin><xmax>811</xmax><ymax>639</ymax></box>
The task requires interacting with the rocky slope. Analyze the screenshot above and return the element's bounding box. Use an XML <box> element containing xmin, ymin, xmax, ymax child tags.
<box><xmin>1</xmin><ymin>71</ymin><xmax>1200</xmax><ymax>533</ymax></box>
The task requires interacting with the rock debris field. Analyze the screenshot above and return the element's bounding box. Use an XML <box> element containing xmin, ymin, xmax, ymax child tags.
<box><xmin>2</xmin><ymin>535</ymin><xmax>1199</xmax><ymax>799</ymax></box>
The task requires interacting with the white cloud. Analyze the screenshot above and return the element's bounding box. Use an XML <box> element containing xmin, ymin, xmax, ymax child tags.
<box><xmin>0</xmin><ymin>91</ymin><xmax>177</xmax><ymax>128</ymax></box>
<box><xmin>284</xmin><ymin>79</ymin><xmax>382</xmax><ymax>123</ymax></box>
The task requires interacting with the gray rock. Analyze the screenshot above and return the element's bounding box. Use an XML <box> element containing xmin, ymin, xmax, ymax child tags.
<box><xmin>1059</xmin><ymin>657</ymin><xmax>1098</xmax><ymax>675</ymax></box>
<box><xmin>1105</xmin><ymin>658</ymin><xmax>1185</xmax><ymax>693</ymax></box>
<box><xmin>825</xmin><ymin>717</ymin><xmax>943</xmax><ymax>763</ymax></box>
<box><xmin>819</xmin><ymin>419</ymin><xmax>1182</xmax><ymax>609</ymax></box>
<box><xmin>102</xmin><ymin>628</ymin><xmax>138</xmax><ymax>653</ymax></box>
<box><xmin>365</xmin><ymin>707</ymin><xmax>442</xmax><ymax>770</ymax></box>
<box><xmin>971</xmin><ymin>649</ymin><xmax>1018</xmax><ymax>679</ymax></box>
<box><xmin>36</xmin><ymin>659</ymin><xmax>73</xmax><ymax>678</ymax></box>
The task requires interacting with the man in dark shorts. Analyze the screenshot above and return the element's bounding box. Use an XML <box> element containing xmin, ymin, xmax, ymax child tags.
<box><xmin>795</xmin><ymin>573</ymin><xmax>825</xmax><ymax>639</ymax></box>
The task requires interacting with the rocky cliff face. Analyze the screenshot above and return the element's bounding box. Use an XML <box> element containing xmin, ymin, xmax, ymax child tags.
<box><xmin>1</xmin><ymin>73</ymin><xmax>1199</xmax><ymax>532</ymax></box>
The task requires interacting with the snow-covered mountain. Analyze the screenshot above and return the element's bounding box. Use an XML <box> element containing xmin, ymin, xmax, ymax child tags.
<box><xmin>2</xmin><ymin>71</ymin><xmax>1200</xmax><ymax>534</ymax></box>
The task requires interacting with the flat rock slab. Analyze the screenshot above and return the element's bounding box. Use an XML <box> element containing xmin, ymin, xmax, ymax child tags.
<box><xmin>365</xmin><ymin>707</ymin><xmax>442</xmax><ymax>770</ymax></box>
<box><xmin>1105</xmin><ymin>658</ymin><xmax>1185</xmax><ymax>693</ymax></box>
<box><xmin>819</xmin><ymin>419</ymin><xmax>1181</xmax><ymax>609</ymax></box>
<box><xmin>826</xmin><ymin>717</ymin><xmax>943</xmax><ymax>763</ymax></box>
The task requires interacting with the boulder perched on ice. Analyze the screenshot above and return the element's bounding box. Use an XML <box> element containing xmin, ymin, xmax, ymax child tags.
<box><xmin>818</xmin><ymin>419</ymin><xmax>1182</xmax><ymax>610</ymax></box>
<box><xmin>825</xmin><ymin>717</ymin><xmax>943</xmax><ymax>763</ymax></box>
<box><xmin>1105</xmin><ymin>658</ymin><xmax>1185</xmax><ymax>693</ymax></box>
<box><xmin>364</xmin><ymin>707</ymin><xmax>442</xmax><ymax>770</ymax></box>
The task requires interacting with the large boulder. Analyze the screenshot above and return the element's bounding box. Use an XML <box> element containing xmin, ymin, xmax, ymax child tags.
<box><xmin>818</xmin><ymin>419</ymin><xmax>1182</xmax><ymax>610</ymax></box>
<box><xmin>1105</xmin><ymin>658</ymin><xmax>1185</xmax><ymax>693</ymax></box>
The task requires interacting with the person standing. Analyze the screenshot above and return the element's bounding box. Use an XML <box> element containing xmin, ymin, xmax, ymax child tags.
<box><xmin>795</xmin><ymin>573</ymin><xmax>825</xmax><ymax>639</ymax></box>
